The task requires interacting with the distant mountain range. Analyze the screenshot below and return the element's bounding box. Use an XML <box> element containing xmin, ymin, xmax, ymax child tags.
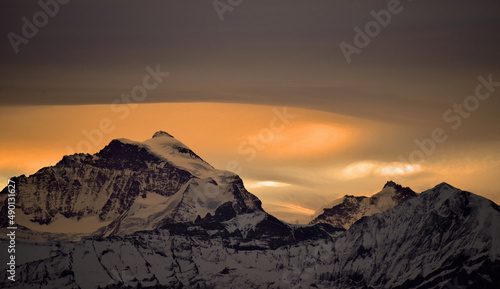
<box><xmin>310</xmin><ymin>181</ymin><xmax>417</xmax><ymax>229</ymax></box>
<box><xmin>1</xmin><ymin>131</ymin><xmax>499</xmax><ymax>288</ymax></box>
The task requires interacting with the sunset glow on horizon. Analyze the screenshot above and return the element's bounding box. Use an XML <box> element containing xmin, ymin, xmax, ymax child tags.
<box><xmin>1</xmin><ymin>102</ymin><xmax>499</xmax><ymax>223</ymax></box>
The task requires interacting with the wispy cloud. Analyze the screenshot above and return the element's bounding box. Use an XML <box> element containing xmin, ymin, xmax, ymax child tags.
<box><xmin>339</xmin><ymin>161</ymin><xmax>422</xmax><ymax>180</ymax></box>
<box><xmin>266</xmin><ymin>202</ymin><xmax>316</xmax><ymax>216</ymax></box>
<box><xmin>245</xmin><ymin>181</ymin><xmax>291</xmax><ymax>189</ymax></box>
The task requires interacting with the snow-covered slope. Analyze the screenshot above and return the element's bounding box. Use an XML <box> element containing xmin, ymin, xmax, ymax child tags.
<box><xmin>0</xmin><ymin>131</ymin><xmax>263</xmax><ymax>241</ymax></box>
<box><xmin>1</xmin><ymin>131</ymin><xmax>499</xmax><ymax>288</ymax></box>
<box><xmin>310</xmin><ymin>181</ymin><xmax>417</xmax><ymax>229</ymax></box>
<box><xmin>2</xmin><ymin>183</ymin><xmax>499</xmax><ymax>288</ymax></box>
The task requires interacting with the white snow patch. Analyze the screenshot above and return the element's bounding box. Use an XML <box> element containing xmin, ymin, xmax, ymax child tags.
<box><xmin>116</xmin><ymin>136</ymin><xmax>220</xmax><ymax>179</ymax></box>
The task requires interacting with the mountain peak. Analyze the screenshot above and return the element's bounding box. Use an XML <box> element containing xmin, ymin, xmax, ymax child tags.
<box><xmin>433</xmin><ymin>182</ymin><xmax>456</xmax><ymax>190</ymax></box>
<box><xmin>311</xmin><ymin>181</ymin><xmax>417</xmax><ymax>229</ymax></box>
<box><xmin>383</xmin><ymin>180</ymin><xmax>399</xmax><ymax>188</ymax></box>
<box><xmin>1</xmin><ymin>132</ymin><xmax>263</xmax><ymax>241</ymax></box>
<box><xmin>152</xmin><ymin>131</ymin><xmax>174</xmax><ymax>138</ymax></box>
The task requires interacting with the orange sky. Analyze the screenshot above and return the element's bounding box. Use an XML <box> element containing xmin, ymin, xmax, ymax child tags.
<box><xmin>1</xmin><ymin>103</ymin><xmax>499</xmax><ymax>223</ymax></box>
<box><xmin>1</xmin><ymin>1</ymin><xmax>500</xmax><ymax>224</ymax></box>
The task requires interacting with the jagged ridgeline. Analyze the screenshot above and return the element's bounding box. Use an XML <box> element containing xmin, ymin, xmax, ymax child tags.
<box><xmin>310</xmin><ymin>181</ymin><xmax>417</xmax><ymax>229</ymax></box>
<box><xmin>0</xmin><ymin>131</ymin><xmax>264</xmax><ymax>241</ymax></box>
<box><xmin>1</xmin><ymin>132</ymin><xmax>499</xmax><ymax>288</ymax></box>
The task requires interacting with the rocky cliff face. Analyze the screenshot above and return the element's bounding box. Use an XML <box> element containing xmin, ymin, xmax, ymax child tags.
<box><xmin>310</xmin><ymin>181</ymin><xmax>417</xmax><ymax>229</ymax></box>
<box><xmin>2</xmin><ymin>183</ymin><xmax>499</xmax><ymax>288</ymax></box>
<box><xmin>1</xmin><ymin>132</ymin><xmax>499</xmax><ymax>288</ymax></box>
<box><xmin>0</xmin><ymin>131</ymin><xmax>263</xmax><ymax>240</ymax></box>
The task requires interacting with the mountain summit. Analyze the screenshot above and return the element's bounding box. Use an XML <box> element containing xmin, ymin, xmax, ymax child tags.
<box><xmin>1</xmin><ymin>133</ymin><xmax>500</xmax><ymax>288</ymax></box>
<box><xmin>310</xmin><ymin>181</ymin><xmax>417</xmax><ymax>229</ymax></box>
<box><xmin>152</xmin><ymin>130</ymin><xmax>174</xmax><ymax>138</ymax></box>
<box><xmin>0</xmin><ymin>132</ymin><xmax>263</xmax><ymax>240</ymax></box>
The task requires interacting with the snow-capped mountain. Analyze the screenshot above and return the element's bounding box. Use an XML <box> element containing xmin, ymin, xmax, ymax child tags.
<box><xmin>310</xmin><ymin>181</ymin><xmax>417</xmax><ymax>229</ymax></box>
<box><xmin>2</xmin><ymin>183</ymin><xmax>499</xmax><ymax>288</ymax></box>
<box><xmin>1</xmin><ymin>132</ymin><xmax>499</xmax><ymax>288</ymax></box>
<box><xmin>0</xmin><ymin>131</ymin><xmax>263</xmax><ymax>241</ymax></box>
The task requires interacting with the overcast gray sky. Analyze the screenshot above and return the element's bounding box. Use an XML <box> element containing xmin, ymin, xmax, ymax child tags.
<box><xmin>2</xmin><ymin>1</ymin><xmax>499</xmax><ymax>113</ymax></box>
